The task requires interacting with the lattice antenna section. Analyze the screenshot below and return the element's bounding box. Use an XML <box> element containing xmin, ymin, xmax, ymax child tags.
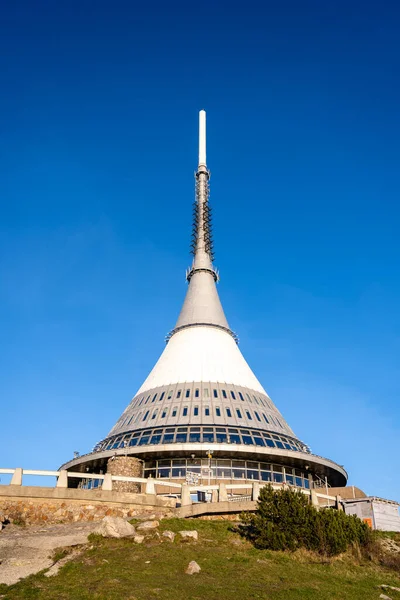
<box><xmin>190</xmin><ymin>169</ymin><xmax>214</xmax><ymax>261</ymax></box>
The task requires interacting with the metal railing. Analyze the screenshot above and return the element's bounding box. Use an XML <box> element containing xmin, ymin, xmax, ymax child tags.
<box><xmin>0</xmin><ymin>467</ymin><xmax>339</xmax><ymax>508</ymax></box>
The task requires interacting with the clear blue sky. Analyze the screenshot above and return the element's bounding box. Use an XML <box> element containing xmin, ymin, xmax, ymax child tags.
<box><xmin>1</xmin><ymin>1</ymin><xmax>399</xmax><ymax>501</ymax></box>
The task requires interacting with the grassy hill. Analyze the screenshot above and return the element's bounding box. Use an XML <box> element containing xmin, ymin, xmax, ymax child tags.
<box><xmin>1</xmin><ymin>518</ymin><xmax>399</xmax><ymax>600</ymax></box>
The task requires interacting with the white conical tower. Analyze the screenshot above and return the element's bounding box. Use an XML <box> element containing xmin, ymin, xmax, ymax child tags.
<box><xmin>61</xmin><ymin>111</ymin><xmax>347</xmax><ymax>489</ymax></box>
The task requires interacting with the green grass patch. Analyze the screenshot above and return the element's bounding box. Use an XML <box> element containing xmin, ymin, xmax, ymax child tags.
<box><xmin>0</xmin><ymin>519</ymin><xmax>399</xmax><ymax>600</ymax></box>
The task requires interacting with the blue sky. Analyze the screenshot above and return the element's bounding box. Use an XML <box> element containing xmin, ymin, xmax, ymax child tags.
<box><xmin>1</xmin><ymin>1</ymin><xmax>399</xmax><ymax>500</ymax></box>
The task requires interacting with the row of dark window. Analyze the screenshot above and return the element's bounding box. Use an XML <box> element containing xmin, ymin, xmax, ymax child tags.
<box><xmin>95</xmin><ymin>426</ymin><xmax>309</xmax><ymax>453</ymax></box>
<box><xmin>119</xmin><ymin>404</ymin><xmax>284</xmax><ymax>430</ymax></box>
<box><xmin>125</xmin><ymin>387</ymin><xmax>275</xmax><ymax>413</ymax></box>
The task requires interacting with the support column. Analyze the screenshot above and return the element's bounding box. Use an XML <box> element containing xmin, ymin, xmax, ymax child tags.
<box><xmin>102</xmin><ymin>473</ymin><xmax>113</xmax><ymax>491</ymax></box>
<box><xmin>145</xmin><ymin>478</ymin><xmax>156</xmax><ymax>495</ymax></box>
<box><xmin>310</xmin><ymin>489</ymin><xmax>319</xmax><ymax>508</ymax></box>
<box><xmin>252</xmin><ymin>482</ymin><xmax>260</xmax><ymax>502</ymax></box>
<box><xmin>219</xmin><ymin>482</ymin><xmax>228</xmax><ymax>502</ymax></box>
<box><xmin>211</xmin><ymin>489</ymin><xmax>218</xmax><ymax>503</ymax></box>
<box><xmin>181</xmin><ymin>484</ymin><xmax>192</xmax><ymax>506</ymax></box>
<box><xmin>336</xmin><ymin>495</ymin><xmax>343</xmax><ymax>511</ymax></box>
<box><xmin>56</xmin><ymin>470</ymin><xmax>68</xmax><ymax>488</ymax></box>
<box><xmin>10</xmin><ymin>468</ymin><xmax>22</xmax><ymax>486</ymax></box>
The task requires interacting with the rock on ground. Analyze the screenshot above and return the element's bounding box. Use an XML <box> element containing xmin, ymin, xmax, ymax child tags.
<box><xmin>0</xmin><ymin>521</ymin><xmax>97</xmax><ymax>586</ymax></box>
<box><xmin>179</xmin><ymin>530</ymin><xmax>198</xmax><ymax>541</ymax></box>
<box><xmin>185</xmin><ymin>560</ymin><xmax>201</xmax><ymax>575</ymax></box>
<box><xmin>134</xmin><ymin>535</ymin><xmax>145</xmax><ymax>544</ymax></box>
<box><xmin>136</xmin><ymin>520</ymin><xmax>159</xmax><ymax>531</ymax></box>
<box><xmin>93</xmin><ymin>516</ymin><xmax>136</xmax><ymax>539</ymax></box>
<box><xmin>379</xmin><ymin>594</ymin><xmax>393</xmax><ymax>600</ymax></box>
<box><xmin>162</xmin><ymin>530</ymin><xmax>175</xmax><ymax>542</ymax></box>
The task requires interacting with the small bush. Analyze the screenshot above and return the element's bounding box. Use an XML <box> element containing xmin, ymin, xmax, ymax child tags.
<box><xmin>240</xmin><ymin>485</ymin><xmax>372</xmax><ymax>556</ymax></box>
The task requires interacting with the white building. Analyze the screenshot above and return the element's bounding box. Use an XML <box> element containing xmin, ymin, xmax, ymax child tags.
<box><xmin>62</xmin><ymin>111</ymin><xmax>347</xmax><ymax>490</ymax></box>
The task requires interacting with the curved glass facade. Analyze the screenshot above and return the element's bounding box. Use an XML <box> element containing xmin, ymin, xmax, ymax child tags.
<box><xmin>94</xmin><ymin>425</ymin><xmax>310</xmax><ymax>453</ymax></box>
<box><xmin>143</xmin><ymin>457</ymin><xmax>311</xmax><ymax>489</ymax></box>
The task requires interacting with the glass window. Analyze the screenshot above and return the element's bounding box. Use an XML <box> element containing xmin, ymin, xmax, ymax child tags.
<box><xmin>167</xmin><ymin>390</ymin><xmax>173</xmax><ymax>399</ymax></box>
<box><xmin>205</xmin><ymin>406</ymin><xmax>210</xmax><ymax>416</ymax></box>
<box><xmin>254</xmin><ymin>436</ymin><xmax>265</xmax><ymax>446</ymax></box>
<box><xmin>239</xmin><ymin>392</ymin><xmax>244</xmax><ymax>401</ymax></box>
<box><xmin>263</xmin><ymin>414</ymin><xmax>269</xmax><ymax>424</ymax></box>
<box><xmin>158</xmin><ymin>468</ymin><xmax>171</xmax><ymax>478</ymax></box>
<box><xmin>295</xmin><ymin>477</ymin><xmax>302</xmax><ymax>487</ymax></box>
<box><xmin>213</xmin><ymin>389</ymin><xmax>218</xmax><ymax>398</ymax></box>
<box><xmin>194</xmin><ymin>406</ymin><xmax>199</xmax><ymax>416</ymax></box>
<box><xmin>182</xmin><ymin>407</ymin><xmax>188</xmax><ymax>417</ymax></box>
<box><xmin>185</xmin><ymin>389</ymin><xmax>190</xmax><ymax>398</ymax></box>
<box><xmin>231</xmin><ymin>391</ymin><xmax>236</xmax><ymax>400</ymax></box>
<box><xmin>254</xmin><ymin>397</ymin><xmax>259</xmax><ymax>405</ymax></box>
<box><xmin>189</xmin><ymin>430</ymin><xmax>201</xmax><ymax>442</ymax></box>
<box><xmin>236</xmin><ymin>409</ymin><xmax>242</xmax><ymax>418</ymax></box>
<box><xmin>222</xmin><ymin>389</ymin><xmax>227</xmax><ymax>398</ymax></box>
<box><xmin>265</xmin><ymin>438</ymin><xmax>275</xmax><ymax>448</ymax></box>
<box><xmin>152</xmin><ymin>394</ymin><xmax>157</xmax><ymax>402</ymax></box>
<box><xmin>172</xmin><ymin>467</ymin><xmax>186</xmax><ymax>477</ymax></box>
<box><xmin>246</xmin><ymin>393</ymin><xmax>251</xmax><ymax>402</ymax></box>
<box><xmin>161</xmin><ymin>410</ymin><xmax>167</xmax><ymax>419</ymax></box>
<box><xmin>145</xmin><ymin>395</ymin><xmax>150</xmax><ymax>404</ymax></box>
<box><xmin>163</xmin><ymin>433</ymin><xmax>174</xmax><ymax>444</ymax></box>
<box><xmin>159</xmin><ymin>392</ymin><xmax>165</xmax><ymax>402</ymax></box>
<box><xmin>195</xmin><ymin>388</ymin><xmax>199</xmax><ymax>398</ymax></box>
<box><xmin>143</xmin><ymin>411</ymin><xmax>149</xmax><ymax>421</ymax></box>
<box><xmin>176</xmin><ymin>432</ymin><xmax>187</xmax><ymax>443</ymax></box>
<box><xmin>202</xmin><ymin>429</ymin><xmax>215</xmax><ymax>443</ymax></box>
<box><xmin>151</xmin><ymin>410</ymin><xmax>158</xmax><ymax>419</ymax></box>
<box><xmin>215</xmin><ymin>406</ymin><xmax>221</xmax><ymax>417</ymax></box>
<box><xmin>177</xmin><ymin>390</ymin><xmax>182</xmax><ymax>398</ymax></box>
<box><xmin>233</xmin><ymin>468</ymin><xmax>245</xmax><ymax>478</ymax></box>
<box><xmin>139</xmin><ymin>398</ymin><xmax>144</xmax><ymax>406</ymax></box>
<box><xmin>150</xmin><ymin>434</ymin><xmax>162</xmax><ymax>445</ymax></box>
<box><xmin>226</xmin><ymin>408</ymin><xmax>232</xmax><ymax>417</ymax></box>
<box><xmin>273</xmin><ymin>473</ymin><xmax>283</xmax><ymax>483</ymax></box>
<box><xmin>139</xmin><ymin>435</ymin><xmax>150</xmax><ymax>446</ymax></box>
<box><xmin>129</xmin><ymin>437</ymin><xmax>138</xmax><ymax>447</ymax></box>
<box><xmin>261</xmin><ymin>471</ymin><xmax>272</xmax><ymax>482</ymax></box>
<box><xmin>247</xmin><ymin>469</ymin><xmax>259</xmax><ymax>480</ymax></box>
<box><xmin>304</xmin><ymin>479</ymin><xmax>310</xmax><ymax>489</ymax></box>
<box><xmin>276</xmin><ymin>441</ymin><xmax>285</xmax><ymax>449</ymax></box>
<box><xmin>172</xmin><ymin>407</ymin><xmax>177</xmax><ymax>417</ymax></box>
<box><xmin>216</xmin><ymin>431</ymin><xmax>227</xmax><ymax>443</ymax></box>
<box><xmin>242</xmin><ymin>435</ymin><xmax>253</xmax><ymax>445</ymax></box>
<box><xmin>229</xmin><ymin>434</ymin><xmax>240</xmax><ymax>444</ymax></box>
<box><xmin>254</xmin><ymin>411</ymin><xmax>261</xmax><ymax>422</ymax></box>
<box><xmin>246</xmin><ymin>410</ymin><xmax>252</xmax><ymax>420</ymax></box>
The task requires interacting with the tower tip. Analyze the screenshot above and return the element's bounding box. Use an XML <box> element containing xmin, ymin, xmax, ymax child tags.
<box><xmin>198</xmin><ymin>110</ymin><xmax>206</xmax><ymax>167</ymax></box>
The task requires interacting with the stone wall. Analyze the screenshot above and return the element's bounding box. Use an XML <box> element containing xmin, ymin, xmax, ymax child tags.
<box><xmin>0</xmin><ymin>486</ymin><xmax>174</xmax><ymax>526</ymax></box>
<box><xmin>106</xmin><ymin>456</ymin><xmax>143</xmax><ymax>493</ymax></box>
<box><xmin>0</xmin><ymin>498</ymin><xmax>172</xmax><ymax>526</ymax></box>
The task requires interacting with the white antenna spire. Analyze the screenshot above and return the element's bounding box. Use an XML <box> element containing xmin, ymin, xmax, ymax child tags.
<box><xmin>198</xmin><ymin>110</ymin><xmax>206</xmax><ymax>166</ymax></box>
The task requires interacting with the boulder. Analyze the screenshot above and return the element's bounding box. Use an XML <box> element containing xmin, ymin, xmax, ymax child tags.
<box><xmin>93</xmin><ymin>517</ymin><xmax>136</xmax><ymax>539</ymax></box>
<box><xmin>179</xmin><ymin>530</ymin><xmax>198</xmax><ymax>541</ymax></box>
<box><xmin>162</xmin><ymin>530</ymin><xmax>175</xmax><ymax>542</ymax></box>
<box><xmin>185</xmin><ymin>560</ymin><xmax>201</xmax><ymax>575</ymax></box>
<box><xmin>136</xmin><ymin>520</ymin><xmax>159</xmax><ymax>532</ymax></box>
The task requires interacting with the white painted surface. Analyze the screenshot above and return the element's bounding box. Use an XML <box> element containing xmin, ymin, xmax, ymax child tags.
<box><xmin>198</xmin><ymin>110</ymin><xmax>206</xmax><ymax>166</ymax></box>
<box><xmin>373</xmin><ymin>501</ymin><xmax>400</xmax><ymax>532</ymax></box>
<box><xmin>136</xmin><ymin>326</ymin><xmax>267</xmax><ymax>395</ymax></box>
